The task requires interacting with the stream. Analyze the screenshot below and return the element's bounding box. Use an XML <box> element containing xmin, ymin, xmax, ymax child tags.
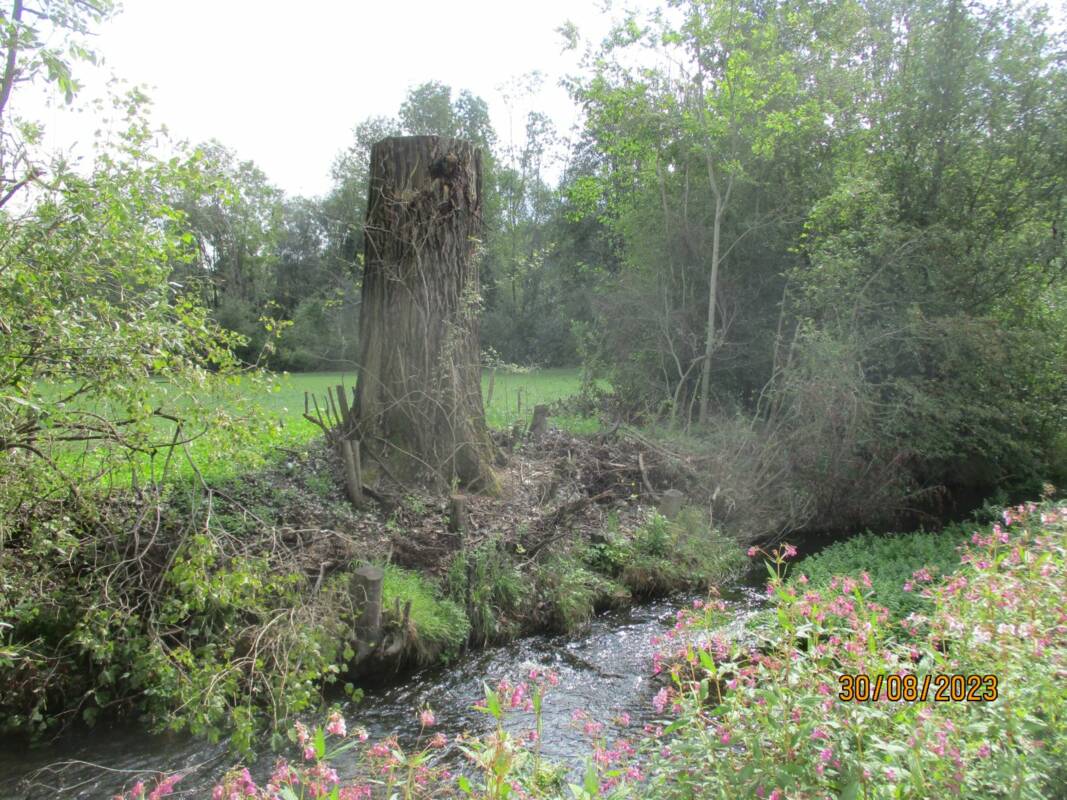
<box><xmin>0</xmin><ymin>575</ymin><xmax>766</xmax><ymax>799</ymax></box>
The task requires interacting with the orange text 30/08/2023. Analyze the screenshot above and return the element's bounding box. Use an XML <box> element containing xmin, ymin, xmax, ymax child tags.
<box><xmin>837</xmin><ymin>673</ymin><xmax>998</xmax><ymax>703</ymax></box>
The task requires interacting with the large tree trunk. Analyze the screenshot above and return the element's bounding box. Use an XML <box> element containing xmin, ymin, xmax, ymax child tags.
<box><xmin>355</xmin><ymin>136</ymin><xmax>497</xmax><ymax>490</ymax></box>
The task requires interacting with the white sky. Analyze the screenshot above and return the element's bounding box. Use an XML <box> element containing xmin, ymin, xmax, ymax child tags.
<box><xmin>21</xmin><ymin>0</ymin><xmax>641</xmax><ymax>198</ymax></box>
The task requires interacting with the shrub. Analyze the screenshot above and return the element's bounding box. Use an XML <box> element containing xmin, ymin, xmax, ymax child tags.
<box><xmin>618</xmin><ymin>510</ymin><xmax>745</xmax><ymax>596</ymax></box>
<box><xmin>789</xmin><ymin>526</ymin><xmax>970</xmax><ymax>621</ymax></box>
<box><xmin>443</xmin><ymin>538</ymin><xmax>527</xmax><ymax>644</ymax></box>
<box><xmin>537</xmin><ymin>556</ymin><xmax>628</xmax><ymax>631</ymax></box>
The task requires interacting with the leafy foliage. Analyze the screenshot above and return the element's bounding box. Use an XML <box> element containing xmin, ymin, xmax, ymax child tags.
<box><xmin>790</xmin><ymin>527</ymin><xmax>970</xmax><ymax>621</ymax></box>
<box><xmin>644</xmin><ymin>501</ymin><xmax>1067</xmax><ymax>799</ymax></box>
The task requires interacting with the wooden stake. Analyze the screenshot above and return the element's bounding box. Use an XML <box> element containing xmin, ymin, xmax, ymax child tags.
<box><xmin>659</xmin><ymin>488</ymin><xmax>685</xmax><ymax>520</ymax></box>
<box><xmin>341</xmin><ymin>439</ymin><xmax>364</xmax><ymax>507</ymax></box>
<box><xmin>448</xmin><ymin>494</ymin><xmax>468</xmax><ymax>533</ymax></box>
<box><xmin>350</xmin><ymin>565</ymin><xmax>384</xmax><ymax>640</ymax></box>
<box><xmin>529</xmin><ymin>404</ymin><xmax>549</xmax><ymax>438</ymax></box>
<box><xmin>336</xmin><ymin>384</ymin><xmax>352</xmax><ymax>436</ymax></box>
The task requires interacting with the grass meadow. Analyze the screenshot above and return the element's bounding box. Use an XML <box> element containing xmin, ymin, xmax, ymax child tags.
<box><xmin>57</xmin><ymin>368</ymin><xmax>598</xmax><ymax>487</ymax></box>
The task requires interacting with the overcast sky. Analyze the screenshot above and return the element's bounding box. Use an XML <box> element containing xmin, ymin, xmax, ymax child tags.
<box><xmin>22</xmin><ymin>0</ymin><xmax>641</xmax><ymax>198</ymax></box>
<box><xmin>18</xmin><ymin>0</ymin><xmax>1066</xmax><ymax>199</ymax></box>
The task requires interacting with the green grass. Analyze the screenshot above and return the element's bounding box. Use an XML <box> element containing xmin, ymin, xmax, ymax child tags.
<box><xmin>379</xmin><ymin>564</ymin><xmax>470</xmax><ymax>663</ymax></box>
<box><xmin>270</xmin><ymin>367</ymin><xmax>600</xmax><ymax>439</ymax></box>
<box><xmin>47</xmin><ymin>367</ymin><xmax>599</xmax><ymax>487</ymax></box>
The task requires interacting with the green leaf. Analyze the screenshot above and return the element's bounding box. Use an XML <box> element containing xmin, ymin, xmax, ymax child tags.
<box><xmin>583</xmin><ymin>761</ymin><xmax>600</xmax><ymax>796</ymax></box>
<box><xmin>698</xmin><ymin>648</ymin><xmax>717</xmax><ymax>674</ymax></box>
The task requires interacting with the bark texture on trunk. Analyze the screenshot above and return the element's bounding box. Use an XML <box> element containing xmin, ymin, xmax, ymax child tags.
<box><xmin>355</xmin><ymin>136</ymin><xmax>497</xmax><ymax>490</ymax></box>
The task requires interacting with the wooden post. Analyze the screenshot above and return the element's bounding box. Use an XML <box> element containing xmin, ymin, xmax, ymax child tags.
<box><xmin>448</xmin><ymin>494</ymin><xmax>468</xmax><ymax>534</ymax></box>
<box><xmin>529</xmin><ymin>404</ymin><xmax>550</xmax><ymax>438</ymax></box>
<box><xmin>350</xmin><ymin>565</ymin><xmax>384</xmax><ymax>641</ymax></box>
<box><xmin>336</xmin><ymin>384</ymin><xmax>352</xmax><ymax>437</ymax></box>
<box><xmin>341</xmin><ymin>439</ymin><xmax>364</xmax><ymax>507</ymax></box>
<box><xmin>659</xmin><ymin>488</ymin><xmax>685</xmax><ymax>520</ymax></box>
<box><xmin>486</xmin><ymin>369</ymin><xmax>496</xmax><ymax>410</ymax></box>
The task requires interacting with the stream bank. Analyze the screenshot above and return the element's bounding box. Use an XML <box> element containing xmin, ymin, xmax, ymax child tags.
<box><xmin>0</xmin><ymin>577</ymin><xmax>767</xmax><ymax>799</ymax></box>
<box><xmin>0</xmin><ymin>426</ymin><xmax>747</xmax><ymax>784</ymax></box>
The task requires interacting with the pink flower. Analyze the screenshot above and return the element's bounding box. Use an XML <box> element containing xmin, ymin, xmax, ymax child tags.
<box><xmin>747</xmin><ymin>546</ymin><xmax>759</xmax><ymax>557</ymax></box>
<box><xmin>782</xmin><ymin>543</ymin><xmax>798</xmax><ymax>559</ymax></box>
<box><xmin>295</xmin><ymin>721</ymin><xmax>310</xmax><ymax>746</ymax></box>
<box><xmin>326</xmin><ymin>711</ymin><xmax>347</xmax><ymax>737</ymax></box>
<box><xmin>419</xmin><ymin>708</ymin><xmax>436</xmax><ymax>727</ymax></box>
<box><xmin>430</xmin><ymin>732</ymin><xmax>448</xmax><ymax>748</ymax></box>
<box><xmin>147</xmin><ymin>775</ymin><xmax>183</xmax><ymax>800</ymax></box>
<box><xmin>819</xmin><ymin>747</ymin><xmax>833</xmax><ymax>762</ymax></box>
<box><xmin>653</xmin><ymin>687</ymin><xmax>670</xmax><ymax>714</ymax></box>
<box><xmin>128</xmin><ymin>782</ymin><xmax>145</xmax><ymax>799</ymax></box>
<box><xmin>303</xmin><ymin>745</ymin><xmax>316</xmax><ymax>762</ymax></box>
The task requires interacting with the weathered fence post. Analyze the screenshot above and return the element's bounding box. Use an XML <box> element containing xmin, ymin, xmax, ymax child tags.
<box><xmin>659</xmin><ymin>488</ymin><xmax>685</xmax><ymax>520</ymax></box>
<box><xmin>341</xmin><ymin>439</ymin><xmax>364</xmax><ymax>507</ymax></box>
<box><xmin>448</xmin><ymin>494</ymin><xmax>468</xmax><ymax>534</ymax></box>
<box><xmin>350</xmin><ymin>565</ymin><xmax>384</xmax><ymax>660</ymax></box>
<box><xmin>529</xmin><ymin>404</ymin><xmax>550</xmax><ymax>438</ymax></box>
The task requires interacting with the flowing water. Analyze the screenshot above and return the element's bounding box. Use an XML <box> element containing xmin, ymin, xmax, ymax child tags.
<box><xmin>0</xmin><ymin>577</ymin><xmax>765</xmax><ymax>799</ymax></box>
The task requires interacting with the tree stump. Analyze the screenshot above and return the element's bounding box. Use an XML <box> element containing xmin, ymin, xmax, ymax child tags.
<box><xmin>529</xmin><ymin>404</ymin><xmax>550</xmax><ymax>438</ymax></box>
<box><xmin>355</xmin><ymin>136</ymin><xmax>497</xmax><ymax>491</ymax></box>
<box><xmin>659</xmin><ymin>488</ymin><xmax>685</xmax><ymax>520</ymax></box>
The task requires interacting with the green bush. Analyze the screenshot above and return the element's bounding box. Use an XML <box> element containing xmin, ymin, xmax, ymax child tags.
<box><xmin>537</xmin><ymin>556</ymin><xmax>628</xmax><ymax>631</ymax></box>
<box><xmin>0</xmin><ymin>517</ymin><xmax>351</xmax><ymax>754</ymax></box>
<box><xmin>444</xmin><ymin>538</ymin><xmax>527</xmax><ymax>644</ymax></box>
<box><xmin>790</xmin><ymin>526</ymin><xmax>970</xmax><ymax>621</ymax></box>
<box><xmin>616</xmin><ymin>510</ymin><xmax>746</xmax><ymax>596</ymax></box>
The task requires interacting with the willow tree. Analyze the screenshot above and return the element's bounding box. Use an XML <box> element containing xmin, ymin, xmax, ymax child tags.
<box><xmin>354</xmin><ymin>135</ymin><xmax>497</xmax><ymax>490</ymax></box>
